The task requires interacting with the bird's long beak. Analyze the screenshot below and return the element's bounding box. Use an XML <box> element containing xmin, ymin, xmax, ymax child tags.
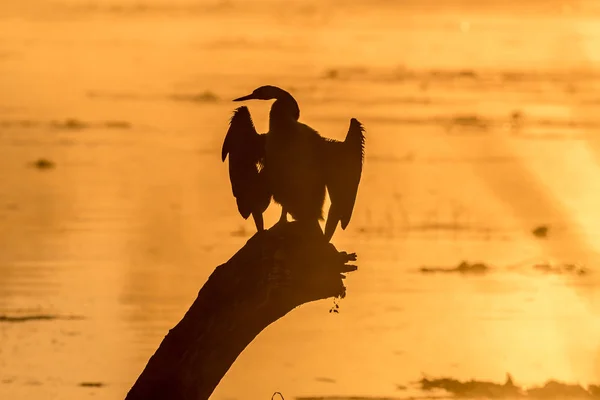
<box><xmin>233</xmin><ymin>93</ymin><xmax>255</xmax><ymax>102</ymax></box>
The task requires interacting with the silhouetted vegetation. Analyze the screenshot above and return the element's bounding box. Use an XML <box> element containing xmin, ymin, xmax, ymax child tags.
<box><xmin>420</xmin><ymin>374</ymin><xmax>520</xmax><ymax>398</ymax></box>
<box><xmin>419</xmin><ymin>375</ymin><xmax>600</xmax><ymax>399</ymax></box>
<box><xmin>420</xmin><ymin>261</ymin><xmax>490</xmax><ymax>275</ymax></box>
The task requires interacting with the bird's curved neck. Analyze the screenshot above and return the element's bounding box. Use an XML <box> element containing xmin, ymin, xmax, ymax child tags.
<box><xmin>269</xmin><ymin>91</ymin><xmax>300</xmax><ymax>126</ymax></box>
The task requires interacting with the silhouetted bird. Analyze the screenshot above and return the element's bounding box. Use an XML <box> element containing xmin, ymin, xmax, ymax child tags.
<box><xmin>223</xmin><ymin>85</ymin><xmax>365</xmax><ymax>241</ymax></box>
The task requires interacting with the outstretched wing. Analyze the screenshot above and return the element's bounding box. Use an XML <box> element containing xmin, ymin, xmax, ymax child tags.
<box><xmin>222</xmin><ymin>106</ymin><xmax>271</xmax><ymax>219</ymax></box>
<box><xmin>322</xmin><ymin>118</ymin><xmax>365</xmax><ymax>229</ymax></box>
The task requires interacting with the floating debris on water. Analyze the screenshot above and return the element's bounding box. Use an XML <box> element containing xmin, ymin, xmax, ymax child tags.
<box><xmin>231</xmin><ymin>225</ymin><xmax>249</xmax><ymax>237</ymax></box>
<box><xmin>324</xmin><ymin>68</ymin><xmax>340</xmax><ymax>79</ymax></box>
<box><xmin>420</xmin><ymin>261</ymin><xmax>490</xmax><ymax>275</ymax></box>
<box><xmin>79</xmin><ymin>382</ymin><xmax>105</xmax><ymax>388</ymax></box>
<box><xmin>31</xmin><ymin>158</ymin><xmax>55</xmax><ymax>170</ymax></box>
<box><xmin>532</xmin><ymin>225</ymin><xmax>549</xmax><ymax>238</ymax></box>
<box><xmin>446</xmin><ymin>114</ymin><xmax>490</xmax><ymax>132</ymax></box>
<box><xmin>533</xmin><ymin>262</ymin><xmax>587</xmax><ymax>276</ymax></box>
<box><xmin>51</xmin><ymin>118</ymin><xmax>88</xmax><ymax>130</ymax></box>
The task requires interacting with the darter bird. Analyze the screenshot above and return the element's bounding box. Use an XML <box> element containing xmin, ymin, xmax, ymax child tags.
<box><xmin>223</xmin><ymin>85</ymin><xmax>365</xmax><ymax>241</ymax></box>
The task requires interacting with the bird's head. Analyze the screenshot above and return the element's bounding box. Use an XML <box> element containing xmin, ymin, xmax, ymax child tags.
<box><xmin>233</xmin><ymin>85</ymin><xmax>287</xmax><ymax>102</ymax></box>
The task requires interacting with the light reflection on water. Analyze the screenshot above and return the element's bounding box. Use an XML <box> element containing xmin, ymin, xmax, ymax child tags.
<box><xmin>1</xmin><ymin>1</ymin><xmax>600</xmax><ymax>399</ymax></box>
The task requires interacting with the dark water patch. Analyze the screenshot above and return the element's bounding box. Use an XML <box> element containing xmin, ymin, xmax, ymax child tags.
<box><xmin>532</xmin><ymin>262</ymin><xmax>588</xmax><ymax>276</ymax></box>
<box><xmin>0</xmin><ymin>314</ymin><xmax>85</xmax><ymax>323</ymax></box>
<box><xmin>317</xmin><ymin>113</ymin><xmax>599</xmax><ymax>138</ymax></box>
<box><xmin>513</xmin><ymin>132</ymin><xmax>589</xmax><ymax>141</ymax></box>
<box><xmin>0</xmin><ymin>118</ymin><xmax>132</xmax><ymax>130</ymax></box>
<box><xmin>408</xmin><ymin>223</ymin><xmax>474</xmax><ymax>232</ymax></box>
<box><xmin>79</xmin><ymin>382</ymin><xmax>105</xmax><ymax>388</ymax></box>
<box><xmin>104</xmin><ymin>120</ymin><xmax>132</xmax><ymax>129</ymax></box>
<box><xmin>231</xmin><ymin>225</ymin><xmax>251</xmax><ymax>238</ymax></box>
<box><xmin>535</xmin><ymin>119</ymin><xmax>600</xmax><ymax>129</ymax></box>
<box><xmin>420</xmin><ymin>261</ymin><xmax>490</xmax><ymax>275</ymax></box>
<box><xmin>170</xmin><ymin>91</ymin><xmax>219</xmax><ymax>103</ymax></box>
<box><xmin>313</xmin><ymin>95</ymin><xmax>439</xmax><ymax>106</ymax></box>
<box><xmin>0</xmin><ymin>119</ymin><xmax>40</xmax><ymax>128</ymax></box>
<box><xmin>51</xmin><ymin>118</ymin><xmax>89</xmax><ymax>130</ymax></box>
<box><xmin>315</xmin><ymin>377</ymin><xmax>336</xmax><ymax>383</ymax></box>
<box><xmin>87</xmin><ymin>91</ymin><xmax>149</xmax><ymax>100</ymax></box>
<box><xmin>419</xmin><ymin>375</ymin><xmax>600</xmax><ymax>398</ymax></box>
<box><xmin>579</xmin><ymin>98</ymin><xmax>600</xmax><ymax>105</ymax></box>
<box><xmin>314</xmin><ymin>115</ymin><xmax>482</xmax><ymax>128</ymax></box>
<box><xmin>51</xmin><ymin>118</ymin><xmax>132</xmax><ymax>130</ymax></box>
<box><xmin>367</xmin><ymin>153</ymin><xmax>415</xmax><ymax>164</ymax></box>
<box><xmin>204</xmin><ymin>38</ymin><xmax>306</xmax><ymax>51</ymax></box>
<box><xmin>30</xmin><ymin>158</ymin><xmax>55</xmax><ymax>170</ymax></box>
<box><xmin>321</xmin><ymin>66</ymin><xmax>600</xmax><ymax>86</ymax></box>
<box><xmin>419</xmin><ymin>258</ymin><xmax>588</xmax><ymax>276</ymax></box>
<box><xmin>60</xmin><ymin>1</ymin><xmax>233</xmax><ymax>16</ymax></box>
<box><xmin>314</xmin><ymin>114</ymin><xmax>492</xmax><ymax>130</ymax></box>
<box><xmin>322</xmin><ymin>66</ymin><xmax>480</xmax><ymax>82</ymax></box>
<box><xmin>322</xmin><ymin>67</ymin><xmax>369</xmax><ymax>80</ymax></box>
<box><xmin>368</xmin><ymin>154</ymin><xmax>516</xmax><ymax>165</ymax></box>
<box><xmin>446</xmin><ymin>114</ymin><xmax>490</xmax><ymax>132</ymax></box>
<box><xmin>88</xmin><ymin>90</ymin><xmax>220</xmax><ymax>104</ymax></box>
<box><xmin>425</xmin><ymin>156</ymin><xmax>516</xmax><ymax>164</ymax></box>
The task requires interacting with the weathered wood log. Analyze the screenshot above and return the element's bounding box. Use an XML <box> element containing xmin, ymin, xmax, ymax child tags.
<box><xmin>126</xmin><ymin>221</ymin><xmax>358</xmax><ymax>400</ymax></box>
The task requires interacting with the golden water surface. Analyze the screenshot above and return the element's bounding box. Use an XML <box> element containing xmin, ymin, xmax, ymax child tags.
<box><xmin>1</xmin><ymin>0</ymin><xmax>600</xmax><ymax>399</ymax></box>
